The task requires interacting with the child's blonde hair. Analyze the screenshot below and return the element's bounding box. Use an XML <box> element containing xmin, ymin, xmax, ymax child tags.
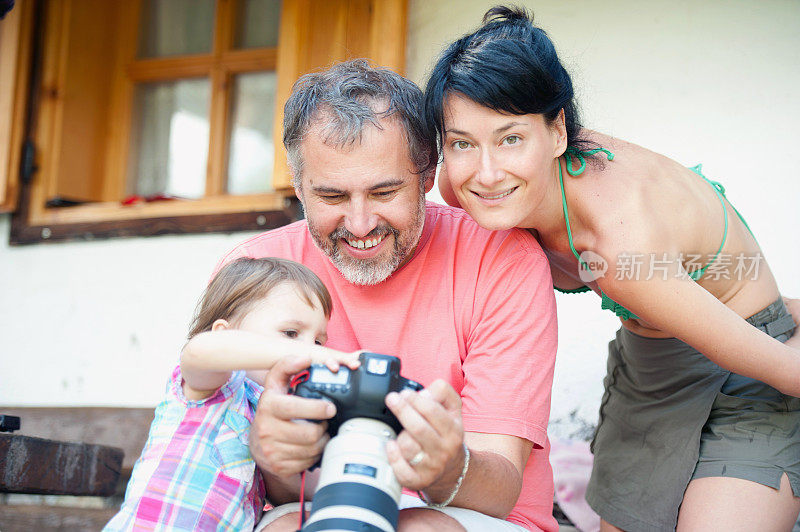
<box><xmin>188</xmin><ymin>257</ymin><xmax>333</xmax><ymax>339</ymax></box>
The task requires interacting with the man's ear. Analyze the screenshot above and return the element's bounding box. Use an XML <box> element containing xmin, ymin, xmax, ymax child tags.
<box><xmin>423</xmin><ymin>168</ymin><xmax>436</xmax><ymax>194</ymax></box>
<box><xmin>552</xmin><ymin>108</ymin><xmax>568</xmax><ymax>158</ymax></box>
<box><xmin>211</xmin><ymin>319</ymin><xmax>230</xmax><ymax>331</ymax></box>
<box><xmin>293</xmin><ymin>181</ymin><xmax>304</xmax><ymax>204</ymax></box>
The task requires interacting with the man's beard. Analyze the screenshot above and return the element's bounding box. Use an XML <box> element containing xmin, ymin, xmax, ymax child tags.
<box><xmin>305</xmin><ymin>195</ymin><xmax>426</xmax><ymax>286</ymax></box>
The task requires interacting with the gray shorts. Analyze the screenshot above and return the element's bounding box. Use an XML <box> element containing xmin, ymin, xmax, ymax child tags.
<box><xmin>254</xmin><ymin>494</ymin><xmax>528</xmax><ymax>531</ymax></box>
<box><xmin>586</xmin><ymin>298</ymin><xmax>799</xmax><ymax>532</ymax></box>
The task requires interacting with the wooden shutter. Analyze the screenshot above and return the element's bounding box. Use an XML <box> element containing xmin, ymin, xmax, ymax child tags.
<box><xmin>0</xmin><ymin>0</ymin><xmax>34</xmax><ymax>212</ymax></box>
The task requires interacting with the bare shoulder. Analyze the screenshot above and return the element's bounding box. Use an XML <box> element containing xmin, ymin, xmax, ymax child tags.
<box><xmin>571</xmin><ymin>131</ymin><xmax>712</xmax><ymax>260</ymax></box>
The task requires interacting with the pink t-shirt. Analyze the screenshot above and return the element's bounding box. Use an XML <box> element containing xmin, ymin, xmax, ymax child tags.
<box><xmin>216</xmin><ymin>202</ymin><xmax>558</xmax><ymax>532</ymax></box>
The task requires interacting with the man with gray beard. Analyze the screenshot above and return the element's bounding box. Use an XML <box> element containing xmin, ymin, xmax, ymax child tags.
<box><xmin>214</xmin><ymin>60</ymin><xmax>559</xmax><ymax>532</ymax></box>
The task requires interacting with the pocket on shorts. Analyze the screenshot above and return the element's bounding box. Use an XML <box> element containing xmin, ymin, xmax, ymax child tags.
<box><xmin>707</xmin><ymin>386</ymin><xmax>800</xmax><ymax>442</ymax></box>
<box><xmin>212</xmin><ymin>408</ymin><xmax>256</xmax><ymax>485</ymax></box>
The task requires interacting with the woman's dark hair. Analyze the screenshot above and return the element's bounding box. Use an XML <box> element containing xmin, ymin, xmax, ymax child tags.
<box><xmin>424</xmin><ymin>5</ymin><xmax>594</xmax><ymax>157</ymax></box>
<box><xmin>188</xmin><ymin>257</ymin><xmax>333</xmax><ymax>339</ymax></box>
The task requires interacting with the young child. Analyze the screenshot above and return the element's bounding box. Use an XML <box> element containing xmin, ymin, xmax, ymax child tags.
<box><xmin>105</xmin><ymin>257</ymin><xmax>357</xmax><ymax>531</ymax></box>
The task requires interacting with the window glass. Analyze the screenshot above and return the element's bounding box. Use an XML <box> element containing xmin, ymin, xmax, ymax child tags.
<box><xmin>138</xmin><ymin>0</ymin><xmax>215</xmax><ymax>58</ymax></box>
<box><xmin>226</xmin><ymin>71</ymin><xmax>277</xmax><ymax>195</ymax></box>
<box><xmin>127</xmin><ymin>79</ymin><xmax>211</xmax><ymax>199</ymax></box>
<box><xmin>235</xmin><ymin>0</ymin><xmax>281</xmax><ymax>49</ymax></box>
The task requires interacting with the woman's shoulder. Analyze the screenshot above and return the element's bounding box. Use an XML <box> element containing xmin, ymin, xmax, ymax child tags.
<box><xmin>571</xmin><ymin>144</ymin><xmax>697</xmax><ymax>256</ymax></box>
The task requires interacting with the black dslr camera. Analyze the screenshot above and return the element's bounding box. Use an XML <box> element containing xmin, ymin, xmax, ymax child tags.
<box><xmin>291</xmin><ymin>352</ymin><xmax>423</xmax><ymax>532</ymax></box>
<box><xmin>291</xmin><ymin>351</ymin><xmax>423</xmax><ymax>436</ymax></box>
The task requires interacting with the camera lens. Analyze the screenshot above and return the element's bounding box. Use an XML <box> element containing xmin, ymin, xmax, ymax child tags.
<box><xmin>302</xmin><ymin>418</ymin><xmax>400</xmax><ymax>532</ymax></box>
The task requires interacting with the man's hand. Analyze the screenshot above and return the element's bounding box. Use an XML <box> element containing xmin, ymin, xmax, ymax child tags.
<box><xmin>249</xmin><ymin>355</ymin><xmax>336</xmax><ymax>479</ymax></box>
<box><xmin>383</xmin><ymin>379</ymin><xmax>465</xmax><ymax>492</ymax></box>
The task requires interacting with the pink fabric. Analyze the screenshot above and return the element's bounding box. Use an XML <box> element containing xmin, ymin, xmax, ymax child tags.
<box><xmin>217</xmin><ymin>202</ymin><xmax>558</xmax><ymax>531</ymax></box>
<box><xmin>550</xmin><ymin>438</ymin><xmax>600</xmax><ymax>532</ymax></box>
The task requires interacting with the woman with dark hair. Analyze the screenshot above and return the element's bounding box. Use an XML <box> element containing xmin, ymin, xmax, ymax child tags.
<box><xmin>424</xmin><ymin>6</ymin><xmax>800</xmax><ymax>531</ymax></box>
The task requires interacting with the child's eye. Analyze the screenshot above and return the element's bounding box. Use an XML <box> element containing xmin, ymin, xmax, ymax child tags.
<box><xmin>502</xmin><ymin>135</ymin><xmax>521</xmax><ymax>145</ymax></box>
<box><xmin>282</xmin><ymin>330</ymin><xmax>299</xmax><ymax>339</ymax></box>
<box><xmin>315</xmin><ymin>339</ymin><xmax>323</xmax><ymax>346</ymax></box>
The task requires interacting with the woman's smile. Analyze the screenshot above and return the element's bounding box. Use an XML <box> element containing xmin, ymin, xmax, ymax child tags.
<box><xmin>472</xmin><ymin>186</ymin><xmax>518</xmax><ymax>201</ymax></box>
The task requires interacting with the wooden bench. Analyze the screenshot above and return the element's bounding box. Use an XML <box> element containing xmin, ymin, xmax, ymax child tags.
<box><xmin>0</xmin><ymin>407</ymin><xmax>154</xmax><ymax>531</ymax></box>
<box><xmin>0</xmin><ymin>407</ymin><xmax>578</xmax><ymax>531</ymax></box>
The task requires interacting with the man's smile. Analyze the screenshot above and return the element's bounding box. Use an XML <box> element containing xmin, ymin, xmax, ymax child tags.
<box><xmin>345</xmin><ymin>234</ymin><xmax>385</xmax><ymax>250</ymax></box>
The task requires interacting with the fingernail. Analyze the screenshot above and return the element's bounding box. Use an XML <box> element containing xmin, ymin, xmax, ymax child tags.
<box><xmin>385</xmin><ymin>392</ymin><xmax>400</xmax><ymax>407</ymax></box>
<box><xmin>326</xmin><ymin>403</ymin><xmax>336</xmax><ymax>417</ymax></box>
<box><xmin>400</xmin><ymin>389</ymin><xmax>413</xmax><ymax>399</ymax></box>
<box><xmin>419</xmin><ymin>389</ymin><xmax>432</xmax><ymax>400</ymax></box>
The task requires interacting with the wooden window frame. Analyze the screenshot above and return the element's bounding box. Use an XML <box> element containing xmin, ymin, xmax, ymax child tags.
<box><xmin>6</xmin><ymin>0</ymin><xmax>407</xmax><ymax>245</ymax></box>
<box><xmin>0</xmin><ymin>0</ymin><xmax>32</xmax><ymax>214</ymax></box>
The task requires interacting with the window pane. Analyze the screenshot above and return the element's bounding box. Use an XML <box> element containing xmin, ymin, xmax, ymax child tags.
<box><xmin>235</xmin><ymin>0</ymin><xmax>281</xmax><ymax>49</ymax></box>
<box><xmin>128</xmin><ymin>79</ymin><xmax>210</xmax><ymax>199</ymax></box>
<box><xmin>226</xmin><ymin>71</ymin><xmax>277</xmax><ymax>195</ymax></box>
<box><xmin>138</xmin><ymin>0</ymin><xmax>215</xmax><ymax>58</ymax></box>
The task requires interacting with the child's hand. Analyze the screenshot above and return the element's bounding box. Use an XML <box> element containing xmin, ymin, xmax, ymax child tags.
<box><xmin>311</xmin><ymin>349</ymin><xmax>362</xmax><ymax>373</ymax></box>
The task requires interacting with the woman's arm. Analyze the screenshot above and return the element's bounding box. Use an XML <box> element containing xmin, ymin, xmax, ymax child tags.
<box><xmin>597</xmin><ymin>252</ymin><xmax>800</xmax><ymax>396</ymax></box>
<box><xmin>181</xmin><ymin>331</ymin><xmax>357</xmax><ymax>400</ymax></box>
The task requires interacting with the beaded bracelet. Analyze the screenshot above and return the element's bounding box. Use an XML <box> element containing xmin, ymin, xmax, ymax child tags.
<box><xmin>418</xmin><ymin>443</ymin><xmax>470</xmax><ymax>508</ymax></box>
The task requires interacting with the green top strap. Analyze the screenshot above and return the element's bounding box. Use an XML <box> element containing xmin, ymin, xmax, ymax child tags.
<box><xmin>564</xmin><ymin>146</ymin><xmax>615</xmax><ymax>176</ymax></box>
<box><xmin>687</xmin><ymin>164</ymin><xmax>727</xmax><ymax>280</ymax></box>
<box><xmin>559</xmin><ymin>159</ymin><xmax>584</xmax><ymax>265</ymax></box>
<box><xmin>690</xmin><ymin>165</ymin><xmax>758</xmax><ymax>247</ymax></box>
<box><xmin>559</xmin><ymin>147</ymin><xmax>615</xmax><ymax>265</ymax></box>
<box><xmin>559</xmin><ymin>148</ymin><xmax>639</xmax><ymax>319</ymax></box>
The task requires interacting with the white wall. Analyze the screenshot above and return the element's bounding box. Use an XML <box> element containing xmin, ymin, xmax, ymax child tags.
<box><xmin>1</xmin><ymin>0</ymin><xmax>798</xmax><ymax>440</ymax></box>
<box><xmin>407</xmin><ymin>0</ymin><xmax>800</xmax><ymax>438</ymax></box>
<box><xmin>0</xmin><ymin>214</ymin><xmax>260</xmax><ymax>406</ymax></box>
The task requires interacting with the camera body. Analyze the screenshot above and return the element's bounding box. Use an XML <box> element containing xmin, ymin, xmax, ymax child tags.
<box><xmin>292</xmin><ymin>351</ymin><xmax>422</xmax><ymax>437</ymax></box>
<box><xmin>291</xmin><ymin>352</ymin><xmax>423</xmax><ymax>532</ymax></box>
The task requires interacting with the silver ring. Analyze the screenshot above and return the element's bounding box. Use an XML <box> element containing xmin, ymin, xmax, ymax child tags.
<box><xmin>409</xmin><ymin>450</ymin><xmax>426</xmax><ymax>467</ymax></box>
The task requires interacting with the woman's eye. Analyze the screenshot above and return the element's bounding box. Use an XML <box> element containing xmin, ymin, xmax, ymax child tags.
<box><xmin>503</xmin><ymin>135</ymin><xmax>520</xmax><ymax>145</ymax></box>
<box><xmin>453</xmin><ymin>140</ymin><xmax>471</xmax><ymax>150</ymax></box>
<box><xmin>282</xmin><ymin>330</ymin><xmax>299</xmax><ymax>339</ymax></box>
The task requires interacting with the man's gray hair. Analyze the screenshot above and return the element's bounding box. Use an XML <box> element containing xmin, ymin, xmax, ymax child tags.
<box><xmin>283</xmin><ymin>59</ymin><xmax>437</xmax><ymax>188</ymax></box>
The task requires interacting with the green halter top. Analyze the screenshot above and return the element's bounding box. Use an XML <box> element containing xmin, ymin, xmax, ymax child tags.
<box><xmin>555</xmin><ymin>147</ymin><xmax>757</xmax><ymax>321</ymax></box>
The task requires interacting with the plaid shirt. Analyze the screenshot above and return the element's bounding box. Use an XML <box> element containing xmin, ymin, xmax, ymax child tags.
<box><xmin>105</xmin><ymin>366</ymin><xmax>266</xmax><ymax>531</ymax></box>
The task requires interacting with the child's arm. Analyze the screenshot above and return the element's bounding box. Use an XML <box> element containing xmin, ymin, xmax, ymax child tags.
<box><xmin>180</xmin><ymin>330</ymin><xmax>358</xmax><ymax>400</ymax></box>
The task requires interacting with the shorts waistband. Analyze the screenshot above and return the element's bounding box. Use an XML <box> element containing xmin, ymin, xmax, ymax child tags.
<box><xmin>745</xmin><ymin>298</ymin><xmax>796</xmax><ymax>338</ymax></box>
